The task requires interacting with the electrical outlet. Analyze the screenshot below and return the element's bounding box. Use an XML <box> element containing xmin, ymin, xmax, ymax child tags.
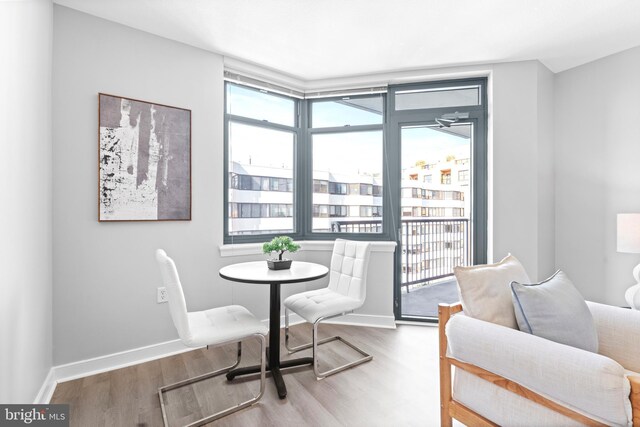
<box><xmin>157</xmin><ymin>287</ymin><xmax>168</xmax><ymax>304</ymax></box>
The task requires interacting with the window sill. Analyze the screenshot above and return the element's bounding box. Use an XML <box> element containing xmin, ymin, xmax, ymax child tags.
<box><xmin>219</xmin><ymin>240</ymin><xmax>396</xmax><ymax>258</ymax></box>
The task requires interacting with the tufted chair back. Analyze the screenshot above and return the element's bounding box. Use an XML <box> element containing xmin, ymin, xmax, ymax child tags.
<box><xmin>155</xmin><ymin>249</ymin><xmax>192</xmax><ymax>343</ymax></box>
<box><xmin>327</xmin><ymin>239</ymin><xmax>372</xmax><ymax>303</ymax></box>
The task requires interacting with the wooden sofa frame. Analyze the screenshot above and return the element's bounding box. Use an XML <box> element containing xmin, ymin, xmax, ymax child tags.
<box><xmin>438</xmin><ymin>302</ymin><xmax>640</xmax><ymax>427</ymax></box>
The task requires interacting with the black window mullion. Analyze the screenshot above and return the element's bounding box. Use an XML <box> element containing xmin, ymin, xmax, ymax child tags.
<box><xmin>308</xmin><ymin>123</ymin><xmax>384</xmax><ymax>135</ymax></box>
<box><xmin>226</xmin><ymin>113</ymin><xmax>298</xmax><ymax>133</ymax></box>
<box><xmin>297</xmin><ymin>100</ymin><xmax>309</xmax><ymax>238</ymax></box>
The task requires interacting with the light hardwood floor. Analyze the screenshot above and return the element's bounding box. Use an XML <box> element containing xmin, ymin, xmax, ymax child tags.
<box><xmin>51</xmin><ymin>323</ymin><xmax>443</xmax><ymax>426</ymax></box>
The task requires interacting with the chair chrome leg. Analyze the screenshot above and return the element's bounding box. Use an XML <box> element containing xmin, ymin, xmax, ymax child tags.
<box><xmin>312</xmin><ymin>317</ymin><xmax>319</xmax><ymax>375</ymax></box>
<box><xmin>159</xmin><ymin>334</ymin><xmax>266</xmax><ymax>427</ymax></box>
<box><xmin>311</xmin><ymin>317</ymin><xmax>373</xmax><ymax>380</ymax></box>
<box><xmin>284</xmin><ymin>311</ymin><xmax>373</xmax><ymax>380</ymax></box>
<box><xmin>285</xmin><ymin>307</ymin><xmax>318</xmax><ymax>353</ymax></box>
<box><xmin>285</xmin><ymin>307</ymin><xmax>294</xmax><ymax>353</ymax></box>
<box><xmin>232</xmin><ymin>341</ymin><xmax>242</xmax><ymax>370</ymax></box>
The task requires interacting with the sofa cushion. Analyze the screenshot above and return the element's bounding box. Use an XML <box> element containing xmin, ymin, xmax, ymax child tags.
<box><xmin>588</xmin><ymin>301</ymin><xmax>640</xmax><ymax>373</ymax></box>
<box><xmin>511</xmin><ymin>270</ymin><xmax>598</xmax><ymax>353</ymax></box>
<box><xmin>453</xmin><ymin>369</ymin><xmax>584</xmax><ymax>426</ymax></box>
<box><xmin>446</xmin><ymin>314</ymin><xmax>631</xmax><ymax>426</ymax></box>
<box><xmin>454</xmin><ymin>254</ymin><xmax>530</xmax><ymax>329</ymax></box>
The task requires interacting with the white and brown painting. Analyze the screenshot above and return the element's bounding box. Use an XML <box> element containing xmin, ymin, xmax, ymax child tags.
<box><xmin>98</xmin><ymin>94</ymin><xmax>191</xmax><ymax>221</ymax></box>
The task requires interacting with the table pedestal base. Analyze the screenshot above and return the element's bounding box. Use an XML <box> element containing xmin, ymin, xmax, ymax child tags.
<box><xmin>215</xmin><ymin>274</ymin><xmax>328</xmax><ymax>400</ymax></box>
<box><xmin>226</xmin><ymin>356</ymin><xmax>313</xmax><ymax>399</ymax></box>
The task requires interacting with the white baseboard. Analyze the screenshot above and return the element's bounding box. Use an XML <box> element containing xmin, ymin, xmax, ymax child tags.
<box><xmin>323</xmin><ymin>313</ymin><xmax>396</xmax><ymax>329</ymax></box>
<box><xmin>33</xmin><ymin>368</ymin><xmax>56</xmax><ymax>404</ymax></box>
<box><xmin>272</xmin><ymin>312</ymin><xmax>396</xmax><ymax>329</ymax></box>
<box><xmin>38</xmin><ymin>338</ymin><xmax>194</xmax><ymax>403</ymax></box>
<box><xmin>39</xmin><ymin>314</ymin><xmax>395</xmax><ymax>402</ymax></box>
<box><xmin>54</xmin><ymin>339</ymin><xmax>192</xmax><ymax>384</ymax></box>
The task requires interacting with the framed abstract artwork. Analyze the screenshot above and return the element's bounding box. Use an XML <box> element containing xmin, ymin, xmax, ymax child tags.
<box><xmin>98</xmin><ymin>93</ymin><xmax>191</xmax><ymax>221</ymax></box>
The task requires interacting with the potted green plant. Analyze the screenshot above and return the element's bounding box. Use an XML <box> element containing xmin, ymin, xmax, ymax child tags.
<box><xmin>262</xmin><ymin>236</ymin><xmax>301</xmax><ymax>270</ymax></box>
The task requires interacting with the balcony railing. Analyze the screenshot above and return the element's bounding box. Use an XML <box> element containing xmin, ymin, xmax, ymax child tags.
<box><xmin>332</xmin><ymin>218</ymin><xmax>470</xmax><ymax>292</ymax></box>
<box><xmin>331</xmin><ymin>220</ymin><xmax>383</xmax><ymax>234</ymax></box>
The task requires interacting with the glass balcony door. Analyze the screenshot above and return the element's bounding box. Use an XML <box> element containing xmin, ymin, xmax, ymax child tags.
<box><xmin>387</xmin><ymin>79</ymin><xmax>487</xmax><ymax>321</ymax></box>
<box><xmin>399</xmin><ymin>123</ymin><xmax>472</xmax><ymax>319</ymax></box>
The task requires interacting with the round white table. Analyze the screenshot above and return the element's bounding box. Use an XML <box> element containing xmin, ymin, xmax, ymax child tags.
<box><xmin>219</xmin><ymin>261</ymin><xmax>329</xmax><ymax>399</ymax></box>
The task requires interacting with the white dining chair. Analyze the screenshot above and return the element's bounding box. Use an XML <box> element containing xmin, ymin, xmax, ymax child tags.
<box><xmin>155</xmin><ymin>249</ymin><xmax>267</xmax><ymax>427</ymax></box>
<box><xmin>283</xmin><ymin>239</ymin><xmax>373</xmax><ymax>379</ymax></box>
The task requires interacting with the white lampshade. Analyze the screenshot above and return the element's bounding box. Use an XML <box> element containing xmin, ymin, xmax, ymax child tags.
<box><xmin>617</xmin><ymin>213</ymin><xmax>640</xmax><ymax>253</ymax></box>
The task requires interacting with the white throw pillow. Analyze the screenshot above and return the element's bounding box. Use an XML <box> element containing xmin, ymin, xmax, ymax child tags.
<box><xmin>454</xmin><ymin>254</ymin><xmax>530</xmax><ymax>329</ymax></box>
<box><xmin>511</xmin><ymin>270</ymin><xmax>599</xmax><ymax>353</ymax></box>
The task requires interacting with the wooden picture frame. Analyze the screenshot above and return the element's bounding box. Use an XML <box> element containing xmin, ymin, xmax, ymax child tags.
<box><xmin>98</xmin><ymin>93</ymin><xmax>191</xmax><ymax>221</ymax></box>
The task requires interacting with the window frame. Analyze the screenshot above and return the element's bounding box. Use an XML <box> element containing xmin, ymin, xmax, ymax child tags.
<box><xmin>224</xmin><ymin>84</ymin><xmax>391</xmax><ymax>243</ymax></box>
<box><xmin>305</xmin><ymin>94</ymin><xmax>389</xmax><ymax>240</ymax></box>
<box><xmin>387</xmin><ymin>77</ymin><xmax>488</xmax><ymax>322</ymax></box>
<box><xmin>223</xmin><ymin>83</ymin><xmax>302</xmax><ymax>243</ymax></box>
<box><xmin>224</xmin><ymin>79</ymin><xmax>486</xmax><ymax>251</ymax></box>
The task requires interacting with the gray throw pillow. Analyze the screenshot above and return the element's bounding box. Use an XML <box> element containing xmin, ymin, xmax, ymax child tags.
<box><xmin>511</xmin><ymin>270</ymin><xmax>598</xmax><ymax>353</ymax></box>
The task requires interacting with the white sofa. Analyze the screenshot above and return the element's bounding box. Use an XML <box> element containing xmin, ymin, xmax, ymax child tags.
<box><xmin>439</xmin><ymin>301</ymin><xmax>640</xmax><ymax>426</ymax></box>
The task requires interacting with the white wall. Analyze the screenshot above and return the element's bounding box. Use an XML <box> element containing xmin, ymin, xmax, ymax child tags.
<box><xmin>491</xmin><ymin>60</ymin><xmax>556</xmax><ymax>281</ymax></box>
<box><xmin>0</xmin><ymin>0</ymin><xmax>53</xmax><ymax>403</ymax></box>
<box><xmin>52</xmin><ymin>6</ymin><xmax>224</xmax><ymax>365</ymax></box>
<box><xmin>491</xmin><ymin>62</ymin><xmax>541</xmax><ymax>276</ymax></box>
<box><xmin>52</xmin><ymin>6</ymin><xmax>557</xmax><ymax>366</ymax></box>
<box><xmin>537</xmin><ymin>63</ymin><xmax>556</xmax><ymax>280</ymax></box>
<box><xmin>555</xmin><ymin>46</ymin><xmax>640</xmax><ymax>304</ymax></box>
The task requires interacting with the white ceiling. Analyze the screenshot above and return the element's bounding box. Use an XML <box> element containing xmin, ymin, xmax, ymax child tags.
<box><xmin>54</xmin><ymin>0</ymin><xmax>640</xmax><ymax>81</ymax></box>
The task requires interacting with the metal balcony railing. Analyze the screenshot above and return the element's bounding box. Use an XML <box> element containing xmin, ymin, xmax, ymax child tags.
<box><xmin>332</xmin><ymin>218</ymin><xmax>470</xmax><ymax>292</ymax></box>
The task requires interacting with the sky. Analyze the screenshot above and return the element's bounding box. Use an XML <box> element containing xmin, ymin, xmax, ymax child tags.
<box><xmin>401</xmin><ymin>126</ymin><xmax>470</xmax><ymax>170</ymax></box>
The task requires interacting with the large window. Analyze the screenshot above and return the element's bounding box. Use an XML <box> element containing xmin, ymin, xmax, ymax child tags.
<box><xmin>224</xmin><ymin>79</ymin><xmax>486</xmax><ymax>255</ymax></box>
<box><xmin>311</xmin><ymin>97</ymin><xmax>383</xmax><ymax>128</ymax></box>
<box><xmin>311</xmin><ymin>130</ymin><xmax>383</xmax><ymax>232</ymax></box>
<box><xmin>310</xmin><ymin>96</ymin><xmax>384</xmax><ymax>233</ymax></box>
<box><xmin>226</xmin><ymin>85</ymin><xmax>297</xmax><ymax>237</ymax></box>
<box><xmin>394</xmin><ymin>85</ymin><xmax>481</xmax><ymax>110</ymax></box>
<box><xmin>225</xmin><ymin>82</ymin><xmax>385</xmax><ymax>242</ymax></box>
<box><xmin>226</xmin><ymin>84</ymin><xmax>295</xmax><ymax>126</ymax></box>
